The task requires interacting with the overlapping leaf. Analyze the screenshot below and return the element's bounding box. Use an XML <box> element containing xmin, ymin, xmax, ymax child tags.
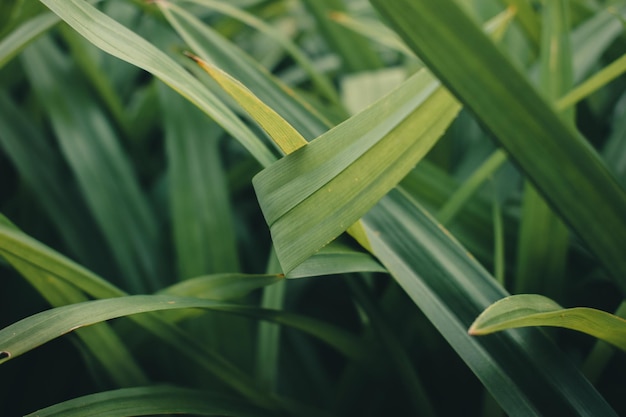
<box><xmin>253</xmin><ymin>69</ymin><xmax>460</xmax><ymax>272</ymax></box>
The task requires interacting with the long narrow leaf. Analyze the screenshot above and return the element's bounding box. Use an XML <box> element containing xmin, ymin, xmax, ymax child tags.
<box><xmin>371</xmin><ymin>0</ymin><xmax>626</xmax><ymax>292</ymax></box>
<box><xmin>0</xmin><ymin>294</ymin><xmax>366</xmax><ymax>366</ymax></box>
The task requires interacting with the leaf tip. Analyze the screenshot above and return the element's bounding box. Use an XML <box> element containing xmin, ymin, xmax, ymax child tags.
<box><xmin>183</xmin><ymin>50</ymin><xmax>200</xmax><ymax>62</ymax></box>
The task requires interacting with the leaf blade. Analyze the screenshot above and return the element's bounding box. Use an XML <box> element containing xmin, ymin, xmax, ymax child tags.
<box><xmin>469</xmin><ymin>294</ymin><xmax>626</xmax><ymax>352</ymax></box>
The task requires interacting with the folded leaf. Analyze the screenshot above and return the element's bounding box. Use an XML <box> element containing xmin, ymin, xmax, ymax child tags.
<box><xmin>254</xmin><ymin>69</ymin><xmax>460</xmax><ymax>272</ymax></box>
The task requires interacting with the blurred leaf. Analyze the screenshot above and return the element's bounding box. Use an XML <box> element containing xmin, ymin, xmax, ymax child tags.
<box><xmin>159</xmin><ymin>273</ymin><xmax>284</xmax><ymax>301</ymax></box>
<box><xmin>498</xmin><ymin>0</ymin><xmax>540</xmax><ymax>50</ymax></box>
<box><xmin>340</xmin><ymin>68</ymin><xmax>407</xmax><ymax>115</ymax></box>
<box><xmin>570</xmin><ymin>4</ymin><xmax>626</xmax><ymax>83</ymax></box>
<box><xmin>23</xmin><ymin>36</ymin><xmax>162</xmax><ymax>293</ymax></box>
<box><xmin>515</xmin><ymin>0</ymin><xmax>572</xmax><ymax>297</ymax></box>
<box><xmin>159</xmin><ymin>85</ymin><xmax>240</xmax><ymax>278</ymax></box>
<box><xmin>60</xmin><ymin>26</ymin><xmax>129</xmax><ymax>135</ymax></box>
<box><xmin>558</xmin><ymin>53</ymin><xmax>626</xmax><ymax>110</ymax></box>
<box><xmin>602</xmin><ymin>91</ymin><xmax>626</xmax><ymax>187</ymax></box>
<box><xmin>179</xmin><ymin>0</ymin><xmax>342</xmax><ymax>108</ymax></box>
<box><xmin>371</xmin><ymin>0</ymin><xmax>626</xmax><ymax>293</ymax></box>
<box><xmin>0</xmin><ymin>93</ymin><xmax>114</xmax><ymax>274</ymax></box>
<box><xmin>436</xmin><ymin>149</ymin><xmax>508</xmax><ymax>225</ymax></box>
<box><xmin>469</xmin><ymin>294</ymin><xmax>626</xmax><ymax>352</ymax></box>
<box><xmin>25</xmin><ymin>386</ymin><xmax>273</xmax><ymax>417</ymax></box>
<box><xmin>0</xmin><ymin>10</ymin><xmax>58</xmax><ymax>68</ymax></box>
<box><xmin>256</xmin><ymin>252</ymin><xmax>284</xmax><ymax>391</ymax></box>
<box><xmin>330</xmin><ymin>12</ymin><xmax>415</xmax><ymax>56</ymax></box>
<box><xmin>300</xmin><ymin>0</ymin><xmax>383</xmax><ymax>72</ymax></box>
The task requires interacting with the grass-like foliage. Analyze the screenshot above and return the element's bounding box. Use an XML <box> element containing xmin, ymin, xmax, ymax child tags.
<box><xmin>1</xmin><ymin>0</ymin><xmax>625</xmax><ymax>416</ymax></box>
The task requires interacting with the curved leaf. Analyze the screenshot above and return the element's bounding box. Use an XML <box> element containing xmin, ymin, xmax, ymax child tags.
<box><xmin>25</xmin><ymin>386</ymin><xmax>272</xmax><ymax>417</ymax></box>
<box><xmin>469</xmin><ymin>294</ymin><xmax>626</xmax><ymax>351</ymax></box>
<box><xmin>0</xmin><ymin>294</ymin><xmax>366</xmax><ymax>365</ymax></box>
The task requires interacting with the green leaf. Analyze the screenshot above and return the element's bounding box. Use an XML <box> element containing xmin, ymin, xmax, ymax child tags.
<box><xmin>360</xmin><ymin>189</ymin><xmax>617</xmax><ymax>416</ymax></box>
<box><xmin>22</xmin><ymin>36</ymin><xmax>162</xmax><ymax>293</ymax></box>
<box><xmin>160</xmin><ymin>273</ymin><xmax>284</xmax><ymax>301</ymax></box>
<box><xmin>329</xmin><ymin>12</ymin><xmax>415</xmax><ymax>57</ymax></box>
<box><xmin>158</xmin><ymin>1</ymin><xmax>334</xmax><ymax>141</ymax></box>
<box><xmin>0</xmin><ymin>221</ymin><xmax>148</xmax><ymax>387</ymax></box>
<box><xmin>177</xmin><ymin>0</ymin><xmax>342</xmax><ymax>108</ymax></box>
<box><xmin>256</xmin><ymin>252</ymin><xmax>284</xmax><ymax>391</ymax></box>
<box><xmin>187</xmin><ymin>54</ymin><xmax>308</xmax><ymax>155</ymax></box>
<box><xmin>0</xmin><ymin>294</ymin><xmax>366</xmax><ymax>366</ymax></box>
<box><xmin>0</xmin><ymin>10</ymin><xmax>58</xmax><ymax>69</ymax></box>
<box><xmin>286</xmin><ymin>240</ymin><xmax>387</xmax><ymax>279</ymax></box>
<box><xmin>515</xmin><ymin>0</ymin><xmax>572</xmax><ymax>297</ymax></box>
<box><xmin>469</xmin><ymin>294</ymin><xmax>626</xmax><ymax>352</ymax></box>
<box><xmin>0</xmin><ymin>93</ymin><xmax>114</xmax><ymax>274</ymax></box>
<box><xmin>38</xmin><ymin>0</ymin><xmax>275</xmax><ymax>168</ymax></box>
<box><xmin>436</xmin><ymin>149</ymin><xmax>508</xmax><ymax>225</ymax></box>
<box><xmin>558</xmin><ymin>53</ymin><xmax>626</xmax><ymax>110</ymax></box>
<box><xmin>0</xmin><ymin>224</ymin><xmax>278</xmax><ymax>409</ymax></box>
<box><xmin>370</xmin><ymin>0</ymin><xmax>626</xmax><ymax>293</ymax></box>
<box><xmin>498</xmin><ymin>0</ymin><xmax>541</xmax><ymax>50</ymax></box>
<box><xmin>570</xmin><ymin>5</ymin><xmax>626</xmax><ymax>83</ymax></box>
<box><xmin>254</xmin><ymin>68</ymin><xmax>461</xmax><ymax>272</ymax></box>
<box><xmin>300</xmin><ymin>0</ymin><xmax>384</xmax><ymax>72</ymax></box>
<box><xmin>159</xmin><ymin>85</ymin><xmax>240</xmax><ymax>277</ymax></box>
<box><xmin>24</xmin><ymin>386</ymin><xmax>272</xmax><ymax>417</ymax></box>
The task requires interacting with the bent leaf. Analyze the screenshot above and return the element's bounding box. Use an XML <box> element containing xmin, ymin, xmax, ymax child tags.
<box><xmin>469</xmin><ymin>294</ymin><xmax>626</xmax><ymax>352</ymax></box>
